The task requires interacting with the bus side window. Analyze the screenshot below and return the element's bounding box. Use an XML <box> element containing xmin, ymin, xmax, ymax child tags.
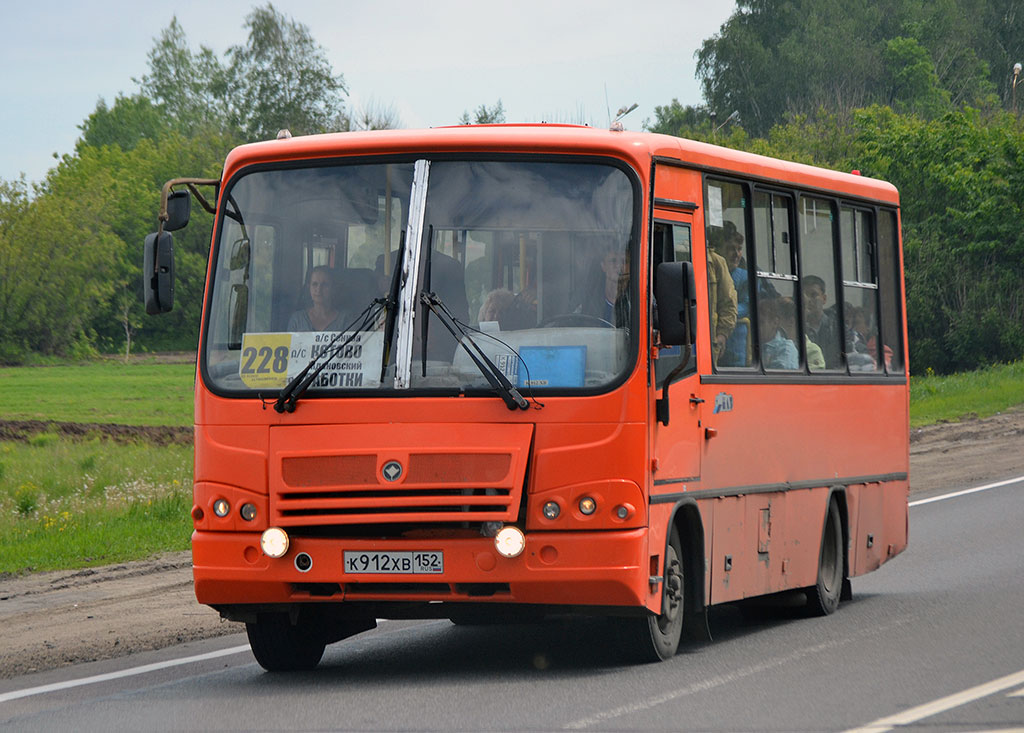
<box><xmin>706</xmin><ymin>180</ymin><xmax>753</xmax><ymax>368</ymax></box>
<box><xmin>839</xmin><ymin>208</ymin><xmax>883</xmax><ymax>372</ymax></box>
<box><xmin>876</xmin><ymin>209</ymin><xmax>904</xmax><ymax>373</ymax></box>
<box><xmin>799</xmin><ymin>197</ymin><xmax>841</xmax><ymax>371</ymax></box>
<box><xmin>753</xmin><ymin>191</ymin><xmax>800</xmax><ymax>371</ymax></box>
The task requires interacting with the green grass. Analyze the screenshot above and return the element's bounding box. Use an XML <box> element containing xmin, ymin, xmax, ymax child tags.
<box><xmin>0</xmin><ymin>361</ymin><xmax>194</xmax><ymax>426</ymax></box>
<box><xmin>909</xmin><ymin>360</ymin><xmax>1024</xmax><ymax>428</ymax></box>
<box><xmin>0</xmin><ymin>438</ymin><xmax>192</xmax><ymax>574</ymax></box>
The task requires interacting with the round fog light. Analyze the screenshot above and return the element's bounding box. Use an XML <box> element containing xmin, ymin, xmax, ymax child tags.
<box><xmin>578</xmin><ymin>496</ymin><xmax>597</xmax><ymax>515</ymax></box>
<box><xmin>260</xmin><ymin>527</ymin><xmax>290</xmax><ymax>558</ymax></box>
<box><xmin>240</xmin><ymin>503</ymin><xmax>257</xmax><ymax>521</ymax></box>
<box><xmin>213</xmin><ymin>499</ymin><xmax>230</xmax><ymax>517</ymax></box>
<box><xmin>542</xmin><ymin>501</ymin><xmax>561</xmax><ymax>520</ymax></box>
<box><xmin>494</xmin><ymin>526</ymin><xmax>526</xmax><ymax>558</ymax></box>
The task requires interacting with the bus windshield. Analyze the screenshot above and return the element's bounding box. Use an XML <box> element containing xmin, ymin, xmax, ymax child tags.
<box><xmin>203</xmin><ymin>158</ymin><xmax>637</xmax><ymax>397</ymax></box>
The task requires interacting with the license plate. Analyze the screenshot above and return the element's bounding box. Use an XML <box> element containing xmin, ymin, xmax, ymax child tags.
<box><xmin>343</xmin><ymin>551</ymin><xmax>444</xmax><ymax>574</ymax></box>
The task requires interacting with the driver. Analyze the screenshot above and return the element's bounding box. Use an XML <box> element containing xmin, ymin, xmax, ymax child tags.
<box><xmin>576</xmin><ymin>243</ymin><xmax>630</xmax><ymax>327</ymax></box>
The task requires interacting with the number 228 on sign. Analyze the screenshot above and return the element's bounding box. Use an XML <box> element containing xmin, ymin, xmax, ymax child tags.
<box><xmin>239</xmin><ymin>333</ymin><xmax>293</xmax><ymax>389</ymax></box>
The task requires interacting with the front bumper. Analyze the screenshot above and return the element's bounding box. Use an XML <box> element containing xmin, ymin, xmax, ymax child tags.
<box><xmin>193</xmin><ymin>528</ymin><xmax>652</xmax><ymax>611</ymax></box>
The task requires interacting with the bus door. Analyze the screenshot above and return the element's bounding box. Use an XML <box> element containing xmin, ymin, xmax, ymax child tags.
<box><xmin>650</xmin><ymin>161</ymin><xmax>705</xmax><ymax>496</ymax></box>
<box><xmin>651</xmin><ymin>214</ymin><xmax>702</xmax><ymax>494</ymax></box>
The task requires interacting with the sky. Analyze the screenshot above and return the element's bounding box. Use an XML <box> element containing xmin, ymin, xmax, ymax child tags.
<box><xmin>1</xmin><ymin>1</ymin><xmax>736</xmax><ymax>184</ymax></box>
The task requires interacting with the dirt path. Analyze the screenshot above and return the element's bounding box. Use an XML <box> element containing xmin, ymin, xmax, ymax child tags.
<box><xmin>2</xmin><ymin>409</ymin><xmax>1022</xmax><ymax>679</ymax></box>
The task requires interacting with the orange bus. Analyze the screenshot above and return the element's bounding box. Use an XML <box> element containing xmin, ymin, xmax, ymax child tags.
<box><xmin>144</xmin><ymin>125</ymin><xmax>909</xmax><ymax>670</ymax></box>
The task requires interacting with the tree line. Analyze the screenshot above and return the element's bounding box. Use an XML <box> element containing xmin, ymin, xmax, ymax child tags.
<box><xmin>1</xmin><ymin>1</ymin><xmax>1021</xmax><ymax>373</ymax></box>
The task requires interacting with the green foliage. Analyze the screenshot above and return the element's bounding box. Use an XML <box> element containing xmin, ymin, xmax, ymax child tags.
<box><xmin>226</xmin><ymin>4</ymin><xmax>347</xmax><ymax>139</ymax></box>
<box><xmin>909</xmin><ymin>360</ymin><xmax>1024</xmax><ymax>427</ymax></box>
<box><xmin>0</xmin><ymin>438</ymin><xmax>193</xmax><ymax>574</ymax></box>
<box><xmin>697</xmin><ymin>0</ymin><xmax>1001</xmax><ymax>136</ymax></box>
<box><xmin>77</xmin><ymin>94</ymin><xmax>171</xmax><ymax>152</ymax></box>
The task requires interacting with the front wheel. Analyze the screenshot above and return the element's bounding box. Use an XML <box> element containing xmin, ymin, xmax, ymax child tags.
<box><xmin>805</xmin><ymin>499</ymin><xmax>844</xmax><ymax>616</ymax></box>
<box><xmin>619</xmin><ymin>527</ymin><xmax>685</xmax><ymax>662</ymax></box>
<box><xmin>246</xmin><ymin>612</ymin><xmax>327</xmax><ymax>672</ymax></box>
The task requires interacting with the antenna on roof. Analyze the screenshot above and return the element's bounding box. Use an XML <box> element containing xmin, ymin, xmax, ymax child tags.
<box><xmin>610</xmin><ymin>103</ymin><xmax>638</xmax><ymax>131</ymax></box>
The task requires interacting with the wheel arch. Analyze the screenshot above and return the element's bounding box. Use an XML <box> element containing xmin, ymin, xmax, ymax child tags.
<box><xmin>825</xmin><ymin>485</ymin><xmax>851</xmax><ymax>587</ymax></box>
<box><xmin>665</xmin><ymin>498</ymin><xmax>707</xmax><ymax>620</ymax></box>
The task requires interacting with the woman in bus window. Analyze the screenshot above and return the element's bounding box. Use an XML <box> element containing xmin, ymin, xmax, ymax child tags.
<box><xmin>288</xmin><ymin>266</ymin><xmax>349</xmax><ymax>332</ymax></box>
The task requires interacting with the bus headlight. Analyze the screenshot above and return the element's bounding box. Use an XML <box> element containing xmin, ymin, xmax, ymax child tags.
<box><xmin>494</xmin><ymin>526</ymin><xmax>526</xmax><ymax>558</ymax></box>
<box><xmin>213</xmin><ymin>499</ymin><xmax>230</xmax><ymax>517</ymax></box>
<box><xmin>578</xmin><ymin>496</ymin><xmax>597</xmax><ymax>515</ymax></box>
<box><xmin>260</xmin><ymin>527</ymin><xmax>290</xmax><ymax>558</ymax></box>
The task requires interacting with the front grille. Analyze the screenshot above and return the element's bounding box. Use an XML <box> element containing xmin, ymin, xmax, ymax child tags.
<box><xmin>273</xmin><ymin>452</ymin><xmax>521</xmax><ymax>526</ymax></box>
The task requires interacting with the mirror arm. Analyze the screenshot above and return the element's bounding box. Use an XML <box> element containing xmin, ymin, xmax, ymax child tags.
<box><xmin>158</xmin><ymin>177</ymin><xmax>220</xmax><ymax>226</ymax></box>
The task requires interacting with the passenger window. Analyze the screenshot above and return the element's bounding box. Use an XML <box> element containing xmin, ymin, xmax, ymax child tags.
<box><xmin>840</xmin><ymin>208</ymin><xmax>881</xmax><ymax>372</ymax></box>
<box><xmin>753</xmin><ymin>191</ymin><xmax>799</xmax><ymax>371</ymax></box>
<box><xmin>705</xmin><ymin>180</ymin><xmax>752</xmax><ymax>368</ymax></box>
<box><xmin>799</xmin><ymin>197</ymin><xmax>841</xmax><ymax>371</ymax></box>
<box><xmin>876</xmin><ymin>209</ymin><xmax>904</xmax><ymax>373</ymax></box>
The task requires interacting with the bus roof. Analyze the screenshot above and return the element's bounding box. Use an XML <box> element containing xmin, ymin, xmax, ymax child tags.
<box><xmin>221</xmin><ymin>124</ymin><xmax>900</xmax><ymax>207</ymax></box>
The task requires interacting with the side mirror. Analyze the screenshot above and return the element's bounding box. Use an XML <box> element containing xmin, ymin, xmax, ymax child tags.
<box><xmin>655</xmin><ymin>261</ymin><xmax>697</xmax><ymax>346</ymax></box>
<box><xmin>164</xmin><ymin>190</ymin><xmax>191</xmax><ymax>232</ymax></box>
<box><xmin>143</xmin><ymin>231</ymin><xmax>175</xmax><ymax>314</ymax></box>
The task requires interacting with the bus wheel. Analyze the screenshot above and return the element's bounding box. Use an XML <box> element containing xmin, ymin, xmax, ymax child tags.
<box><xmin>246</xmin><ymin>612</ymin><xmax>327</xmax><ymax>672</ymax></box>
<box><xmin>806</xmin><ymin>500</ymin><xmax>843</xmax><ymax>616</ymax></box>
<box><xmin>621</xmin><ymin>527</ymin><xmax>684</xmax><ymax>662</ymax></box>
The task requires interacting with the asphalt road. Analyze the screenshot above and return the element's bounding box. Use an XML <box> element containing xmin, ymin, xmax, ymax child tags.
<box><xmin>2</xmin><ymin>478</ymin><xmax>1022</xmax><ymax>732</ymax></box>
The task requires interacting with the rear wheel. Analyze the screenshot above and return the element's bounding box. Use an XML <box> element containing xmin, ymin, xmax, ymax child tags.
<box><xmin>806</xmin><ymin>500</ymin><xmax>844</xmax><ymax>616</ymax></box>
<box><xmin>246</xmin><ymin>612</ymin><xmax>327</xmax><ymax>672</ymax></box>
<box><xmin>620</xmin><ymin>527</ymin><xmax>684</xmax><ymax>662</ymax></box>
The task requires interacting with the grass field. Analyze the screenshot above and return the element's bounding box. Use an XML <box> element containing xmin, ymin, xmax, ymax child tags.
<box><xmin>1</xmin><ymin>358</ymin><xmax>1022</xmax><ymax>574</ymax></box>
<box><xmin>0</xmin><ymin>361</ymin><xmax>194</xmax><ymax>426</ymax></box>
<box><xmin>909</xmin><ymin>360</ymin><xmax>1024</xmax><ymax>428</ymax></box>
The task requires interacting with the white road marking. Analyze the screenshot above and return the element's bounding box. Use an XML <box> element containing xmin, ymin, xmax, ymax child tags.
<box><xmin>909</xmin><ymin>475</ymin><xmax>1024</xmax><ymax>507</ymax></box>
<box><xmin>1008</xmin><ymin>686</ymin><xmax>1024</xmax><ymax>698</ymax></box>
<box><xmin>563</xmin><ymin>619</ymin><xmax>910</xmax><ymax>730</ymax></box>
<box><xmin>844</xmin><ymin>668</ymin><xmax>1024</xmax><ymax>733</ymax></box>
<box><xmin>0</xmin><ymin>645</ymin><xmax>251</xmax><ymax>704</ymax></box>
<box><xmin>0</xmin><ymin>618</ymin><xmax>423</xmax><ymax>704</ymax></box>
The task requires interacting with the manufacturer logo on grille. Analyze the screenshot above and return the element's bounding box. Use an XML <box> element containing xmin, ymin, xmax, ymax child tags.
<box><xmin>381</xmin><ymin>460</ymin><xmax>403</xmax><ymax>482</ymax></box>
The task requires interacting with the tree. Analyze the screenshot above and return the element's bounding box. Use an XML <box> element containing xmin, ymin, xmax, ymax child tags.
<box><xmin>225</xmin><ymin>3</ymin><xmax>347</xmax><ymax>139</ymax></box>
<box><xmin>77</xmin><ymin>94</ymin><xmax>171</xmax><ymax>152</ymax></box>
<box><xmin>460</xmin><ymin>100</ymin><xmax>506</xmax><ymax>125</ymax></box>
<box><xmin>695</xmin><ymin>0</ymin><xmax>1003</xmax><ymax>135</ymax></box>
<box><xmin>136</xmin><ymin>17</ymin><xmax>229</xmax><ymax>135</ymax></box>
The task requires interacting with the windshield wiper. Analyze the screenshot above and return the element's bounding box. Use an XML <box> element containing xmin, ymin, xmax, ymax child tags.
<box><xmin>419</xmin><ymin>291</ymin><xmax>528</xmax><ymax>411</ymax></box>
<box><xmin>274</xmin><ymin>298</ymin><xmax>387</xmax><ymax>413</ymax></box>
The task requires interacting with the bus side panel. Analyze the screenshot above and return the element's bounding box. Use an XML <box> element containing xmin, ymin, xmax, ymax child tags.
<box><xmin>709</xmin><ymin>496</ymin><xmax>744</xmax><ymax>604</ymax></box>
<box><xmin>847</xmin><ymin>479</ymin><xmax>908</xmax><ymax>576</ymax></box>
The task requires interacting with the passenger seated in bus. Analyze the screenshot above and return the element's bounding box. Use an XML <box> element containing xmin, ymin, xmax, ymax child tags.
<box><xmin>802</xmin><ymin>275</ymin><xmax>841</xmax><ymax>368</ymax></box>
<box><xmin>477</xmin><ymin>288</ymin><xmax>536</xmax><ymax>331</ymax></box>
<box><xmin>844</xmin><ymin>304</ymin><xmax>877</xmax><ymax>371</ymax></box>
<box><xmin>575</xmin><ymin>244</ymin><xmax>630</xmax><ymax>328</ymax></box>
<box><xmin>759</xmin><ymin>296</ymin><xmax>798</xmax><ymax>369</ymax></box>
<box><xmin>706</xmin><ymin>245</ymin><xmax>737</xmax><ymax>365</ymax></box>
<box><xmin>288</xmin><ymin>266</ymin><xmax>350</xmax><ymax>332</ymax></box>
<box><xmin>713</xmin><ymin>222</ymin><xmax>749</xmax><ymax>366</ymax></box>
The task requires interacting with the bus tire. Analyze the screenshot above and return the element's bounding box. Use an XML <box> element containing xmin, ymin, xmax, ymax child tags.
<box><xmin>246</xmin><ymin>612</ymin><xmax>327</xmax><ymax>672</ymax></box>
<box><xmin>621</xmin><ymin>527</ymin><xmax>684</xmax><ymax>662</ymax></box>
<box><xmin>805</xmin><ymin>500</ymin><xmax>844</xmax><ymax>616</ymax></box>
